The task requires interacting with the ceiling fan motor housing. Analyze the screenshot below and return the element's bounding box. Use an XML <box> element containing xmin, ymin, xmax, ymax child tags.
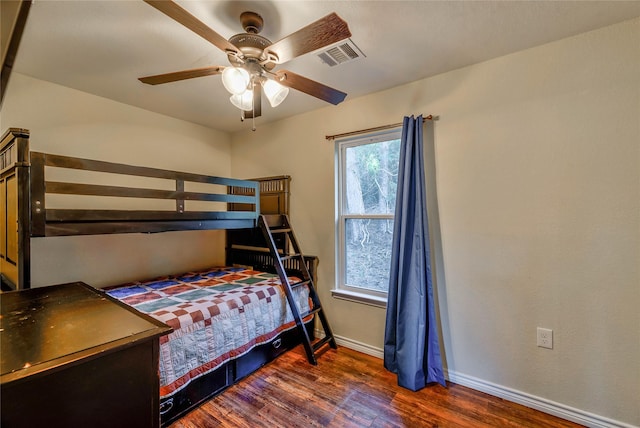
<box><xmin>226</xmin><ymin>11</ymin><xmax>277</xmax><ymax>70</ymax></box>
<box><xmin>227</xmin><ymin>33</ymin><xmax>275</xmax><ymax>69</ymax></box>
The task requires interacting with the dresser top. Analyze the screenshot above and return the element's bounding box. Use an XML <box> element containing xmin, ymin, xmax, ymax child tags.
<box><xmin>1</xmin><ymin>282</ymin><xmax>171</xmax><ymax>384</ymax></box>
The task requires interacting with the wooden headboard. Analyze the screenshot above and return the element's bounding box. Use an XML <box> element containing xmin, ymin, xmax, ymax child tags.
<box><xmin>227</xmin><ymin>175</ymin><xmax>289</xmax><ymax>215</ymax></box>
<box><xmin>226</xmin><ymin>176</ymin><xmax>297</xmax><ymax>271</ymax></box>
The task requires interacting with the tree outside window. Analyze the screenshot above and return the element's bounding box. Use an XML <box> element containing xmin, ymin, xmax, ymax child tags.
<box><xmin>336</xmin><ymin>130</ymin><xmax>401</xmax><ymax>300</ymax></box>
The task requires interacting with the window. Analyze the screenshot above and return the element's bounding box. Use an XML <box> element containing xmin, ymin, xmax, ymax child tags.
<box><xmin>334</xmin><ymin>129</ymin><xmax>401</xmax><ymax>307</ymax></box>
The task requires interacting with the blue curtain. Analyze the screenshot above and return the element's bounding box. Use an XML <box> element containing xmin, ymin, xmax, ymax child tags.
<box><xmin>384</xmin><ymin>115</ymin><xmax>446</xmax><ymax>390</ymax></box>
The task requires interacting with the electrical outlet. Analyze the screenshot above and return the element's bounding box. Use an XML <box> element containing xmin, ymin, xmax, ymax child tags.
<box><xmin>537</xmin><ymin>327</ymin><xmax>553</xmax><ymax>349</ymax></box>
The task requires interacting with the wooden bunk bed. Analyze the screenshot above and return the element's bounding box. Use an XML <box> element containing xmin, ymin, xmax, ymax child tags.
<box><xmin>0</xmin><ymin>128</ymin><xmax>335</xmax><ymax>426</ymax></box>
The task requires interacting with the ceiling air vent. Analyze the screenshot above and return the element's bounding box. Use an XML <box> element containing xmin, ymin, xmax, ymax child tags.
<box><xmin>317</xmin><ymin>39</ymin><xmax>365</xmax><ymax>67</ymax></box>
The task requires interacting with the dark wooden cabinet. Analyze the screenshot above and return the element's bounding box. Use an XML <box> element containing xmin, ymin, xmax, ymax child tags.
<box><xmin>1</xmin><ymin>282</ymin><xmax>172</xmax><ymax>428</ymax></box>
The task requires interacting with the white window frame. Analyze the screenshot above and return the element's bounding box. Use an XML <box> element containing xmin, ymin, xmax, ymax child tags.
<box><xmin>332</xmin><ymin>128</ymin><xmax>401</xmax><ymax>308</ymax></box>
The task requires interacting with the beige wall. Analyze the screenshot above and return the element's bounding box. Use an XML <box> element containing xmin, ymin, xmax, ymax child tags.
<box><xmin>1</xmin><ymin>73</ymin><xmax>232</xmax><ymax>287</ymax></box>
<box><xmin>230</xmin><ymin>18</ymin><xmax>640</xmax><ymax>426</ymax></box>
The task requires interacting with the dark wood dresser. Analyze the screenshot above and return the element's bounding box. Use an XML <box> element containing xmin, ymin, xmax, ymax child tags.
<box><xmin>1</xmin><ymin>282</ymin><xmax>172</xmax><ymax>428</ymax></box>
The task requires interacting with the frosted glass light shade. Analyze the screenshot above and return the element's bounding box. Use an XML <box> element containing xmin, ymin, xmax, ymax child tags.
<box><xmin>230</xmin><ymin>90</ymin><xmax>253</xmax><ymax>111</ymax></box>
<box><xmin>263</xmin><ymin>79</ymin><xmax>289</xmax><ymax>107</ymax></box>
<box><xmin>221</xmin><ymin>67</ymin><xmax>250</xmax><ymax>95</ymax></box>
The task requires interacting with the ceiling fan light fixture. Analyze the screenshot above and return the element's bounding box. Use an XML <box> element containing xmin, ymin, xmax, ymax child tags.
<box><xmin>229</xmin><ymin>90</ymin><xmax>254</xmax><ymax>111</ymax></box>
<box><xmin>263</xmin><ymin>79</ymin><xmax>289</xmax><ymax>108</ymax></box>
<box><xmin>221</xmin><ymin>66</ymin><xmax>250</xmax><ymax>95</ymax></box>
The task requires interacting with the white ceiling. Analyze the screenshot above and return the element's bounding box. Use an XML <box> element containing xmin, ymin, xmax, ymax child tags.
<box><xmin>12</xmin><ymin>0</ymin><xmax>640</xmax><ymax>133</ymax></box>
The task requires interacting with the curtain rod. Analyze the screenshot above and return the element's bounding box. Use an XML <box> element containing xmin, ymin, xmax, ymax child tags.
<box><xmin>325</xmin><ymin>115</ymin><xmax>434</xmax><ymax>141</ymax></box>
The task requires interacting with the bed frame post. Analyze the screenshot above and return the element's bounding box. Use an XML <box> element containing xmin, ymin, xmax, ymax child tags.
<box><xmin>1</xmin><ymin>128</ymin><xmax>30</xmax><ymax>290</ymax></box>
<box><xmin>175</xmin><ymin>179</ymin><xmax>185</xmax><ymax>213</ymax></box>
<box><xmin>29</xmin><ymin>151</ymin><xmax>45</xmax><ymax>237</ymax></box>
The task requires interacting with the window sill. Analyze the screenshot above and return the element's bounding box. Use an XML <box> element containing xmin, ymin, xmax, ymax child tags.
<box><xmin>331</xmin><ymin>289</ymin><xmax>387</xmax><ymax>309</ymax></box>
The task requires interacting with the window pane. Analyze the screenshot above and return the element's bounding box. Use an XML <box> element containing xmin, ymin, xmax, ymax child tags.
<box><xmin>345</xmin><ymin>218</ymin><xmax>394</xmax><ymax>292</ymax></box>
<box><xmin>344</xmin><ymin>139</ymin><xmax>400</xmax><ymax>215</ymax></box>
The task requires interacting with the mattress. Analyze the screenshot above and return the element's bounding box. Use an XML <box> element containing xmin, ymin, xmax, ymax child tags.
<box><xmin>104</xmin><ymin>266</ymin><xmax>310</xmax><ymax>398</ymax></box>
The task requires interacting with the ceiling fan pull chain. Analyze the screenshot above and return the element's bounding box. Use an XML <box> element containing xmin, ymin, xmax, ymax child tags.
<box><xmin>252</xmin><ymin>99</ymin><xmax>256</xmax><ymax>131</ymax></box>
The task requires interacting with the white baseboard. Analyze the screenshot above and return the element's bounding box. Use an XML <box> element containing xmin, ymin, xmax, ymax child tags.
<box><xmin>316</xmin><ymin>331</ymin><xmax>635</xmax><ymax>428</ymax></box>
<box><xmin>315</xmin><ymin>329</ymin><xmax>384</xmax><ymax>359</ymax></box>
<box><xmin>444</xmin><ymin>370</ymin><xmax>637</xmax><ymax>428</ymax></box>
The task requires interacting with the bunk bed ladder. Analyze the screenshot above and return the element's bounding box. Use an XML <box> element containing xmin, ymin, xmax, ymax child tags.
<box><xmin>258</xmin><ymin>214</ymin><xmax>337</xmax><ymax>364</ymax></box>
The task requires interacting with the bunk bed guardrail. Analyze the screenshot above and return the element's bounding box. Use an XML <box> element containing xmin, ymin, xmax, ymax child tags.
<box><xmin>29</xmin><ymin>150</ymin><xmax>260</xmax><ymax>236</ymax></box>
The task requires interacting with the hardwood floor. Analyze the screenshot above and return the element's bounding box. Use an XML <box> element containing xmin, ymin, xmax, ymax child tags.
<box><xmin>169</xmin><ymin>346</ymin><xmax>584</xmax><ymax>428</ymax></box>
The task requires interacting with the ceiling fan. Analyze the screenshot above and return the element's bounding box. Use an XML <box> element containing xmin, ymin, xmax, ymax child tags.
<box><xmin>139</xmin><ymin>0</ymin><xmax>352</xmax><ymax>121</ymax></box>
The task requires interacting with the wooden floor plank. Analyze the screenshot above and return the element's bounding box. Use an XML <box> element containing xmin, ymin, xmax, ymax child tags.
<box><xmin>169</xmin><ymin>346</ymin><xmax>584</xmax><ymax>428</ymax></box>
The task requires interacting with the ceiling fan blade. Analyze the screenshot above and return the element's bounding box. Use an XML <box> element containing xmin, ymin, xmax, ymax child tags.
<box><xmin>266</xmin><ymin>13</ymin><xmax>351</xmax><ymax>64</ymax></box>
<box><xmin>244</xmin><ymin>81</ymin><xmax>262</xmax><ymax>119</ymax></box>
<box><xmin>275</xmin><ymin>70</ymin><xmax>347</xmax><ymax>105</ymax></box>
<box><xmin>144</xmin><ymin>0</ymin><xmax>238</xmax><ymax>55</ymax></box>
<box><xmin>139</xmin><ymin>66</ymin><xmax>224</xmax><ymax>85</ymax></box>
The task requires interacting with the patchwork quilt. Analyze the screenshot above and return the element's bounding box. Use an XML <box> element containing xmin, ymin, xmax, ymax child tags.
<box><xmin>105</xmin><ymin>267</ymin><xmax>310</xmax><ymax>398</ymax></box>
